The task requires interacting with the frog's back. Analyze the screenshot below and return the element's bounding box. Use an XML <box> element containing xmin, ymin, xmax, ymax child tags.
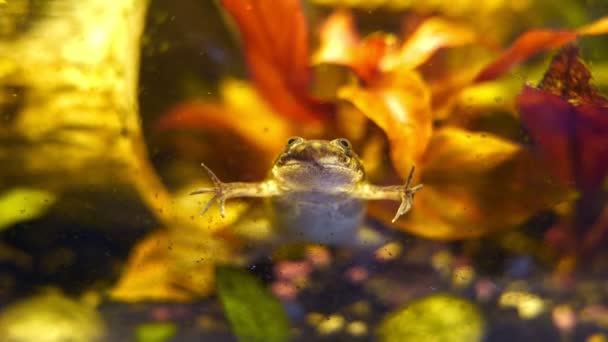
<box><xmin>270</xmin><ymin>191</ymin><xmax>364</xmax><ymax>246</ymax></box>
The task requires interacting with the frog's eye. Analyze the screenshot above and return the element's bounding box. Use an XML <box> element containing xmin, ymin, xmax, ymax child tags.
<box><xmin>286</xmin><ymin>136</ymin><xmax>304</xmax><ymax>147</ymax></box>
<box><xmin>334</xmin><ymin>138</ymin><xmax>352</xmax><ymax>150</ymax></box>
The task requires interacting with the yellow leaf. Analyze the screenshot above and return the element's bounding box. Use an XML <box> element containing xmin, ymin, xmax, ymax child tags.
<box><xmin>577</xmin><ymin>16</ymin><xmax>608</xmax><ymax>36</ymax></box>
<box><xmin>109</xmin><ymin>231</ymin><xmax>193</xmax><ymax>302</ymax></box>
<box><xmin>312</xmin><ymin>9</ymin><xmax>359</xmax><ymax>67</ymax></box>
<box><xmin>110</xmin><ymin>201</ymin><xmax>241</xmax><ymax>302</ymax></box>
<box><xmin>0</xmin><ymin>188</ymin><xmax>56</xmax><ymax>231</ymax></box>
<box><xmin>422</xmin><ymin>127</ymin><xmax>520</xmax><ymax>178</ymax></box>
<box><xmin>220</xmin><ymin>79</ymin><xmax>294</xmax><ymax>154</ymax></box>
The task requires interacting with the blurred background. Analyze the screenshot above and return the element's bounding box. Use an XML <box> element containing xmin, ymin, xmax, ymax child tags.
<box><xmin>0</xmin><ymin>0</ymin><xmax>608</xmax><ymax>341</ymax></box>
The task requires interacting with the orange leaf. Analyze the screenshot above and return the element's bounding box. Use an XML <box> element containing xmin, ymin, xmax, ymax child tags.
<box><xmin>221</xmin><ymin>0</ymin><xmax>328</xmax><ymax>125</ymax></box>
<box><xmin>474</xmin><ymin>30</ymin><xmax>578</xmax><ymax>82</ymax></box>
<box><xmin>155</xmin><ymin>80</ymin><xmax>293</xmax><ymax>159</ymax></box>
<box><xmin>315</xmin><ymin>14</ymin><xmax>477</xmax><ymax>83</ymax></box>
<box><xmin>369</xmin><ymin>132</ymin><xmax>569</xmax><ymax>239</ymax></box>
<box><xmin>352</xmin><ymin>34</ymin><xmax>397</xmax><ymax>83</ymax></box>
<box><xmin>475</xmin><ymin>15</ymin><xmax>608</xmax><ymax>83</ymax></box>
<box><xmin>155</xmin><ymin>101</ymin><xmax>287</xmax><ymax>161</ymax></box>
<box><xmin>314</xmin><ymin>10</ymin><xmax>397</xmax><ymax>83</ymax></box>
<box><xmin>338</xmin><ymin>70</ymin><xmax>432</xmax><ymax>179</ymax></box>
<box><xmin>381</xmin><ymin>17</ymin><xmax>477</xmax><ymax>71</ymax></box>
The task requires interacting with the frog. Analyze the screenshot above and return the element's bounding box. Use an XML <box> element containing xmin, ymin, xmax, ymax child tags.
<box><xmin>190</xmin><ymin>137</ymin><xmax>422</xmax><ymax>246</ymax></box>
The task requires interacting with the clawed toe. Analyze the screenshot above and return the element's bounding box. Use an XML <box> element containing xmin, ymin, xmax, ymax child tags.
<box><xmin>190</xmin><ymin>163</ymin><xmax>228</xmax><ymax>218</ymax></box>
<box><xmin>391</xmin><ymin>165</ymin><xmax>423</xmax><ymax>223</ymax></box>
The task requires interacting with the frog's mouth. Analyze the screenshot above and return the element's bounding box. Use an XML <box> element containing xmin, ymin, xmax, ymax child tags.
<box><xmin>275</xmin><ymin>160</ymin><xmax>361</xmax><ymax>189</ymax></box>
<box><xmin>281</xmin><ymin>159</ymin><xmax>352</xmax><ymax>171</ymax></box>
<box><xmin>278</xmin><ymin>148</ymin><xmax>351</xmax><ymax>167</ymax></box>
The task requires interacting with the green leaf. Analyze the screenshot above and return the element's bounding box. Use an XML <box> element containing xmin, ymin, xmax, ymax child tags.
<box><xmin>135</xmin><ymin>322</ymin><xmax>177</xmax><ymax>342</ymax></box>
<box><xmin>0</xmin><ymin>188</ymin><xmax>56</xmax><ymax>231</ymax></box>
<box><xmin>216</xmin><ymin>266</ymin><xmax>290</xmax><ymax>342</ymax></box>
<box><xmin>377</xmin><ymin>294</ymin><xmax>484</xmax><ymax>342</ymax></box>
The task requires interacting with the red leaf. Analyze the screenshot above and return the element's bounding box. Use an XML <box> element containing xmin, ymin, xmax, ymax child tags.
<box><xmin>574</xmin><ymin>104</ymin><xmax>608</xmax><ymax>188</ymax></box>
<box><xmin>475</xmin><ymin>16</ymin><xmax>608</xmax><ymax>83</ymax></box>
<box><xmin>518</xmin><ymin>87</ymin><xmax>578</xmax><ymax>187</ymax></box>
<box><xmin>517</xmin><ymin>47</ymin><xmax>608</xmax><ymax>191</ymax></box>
<box><xmin>221</xmin><ymin>0</ymin><xmax>328</xmax><ymax>125</ymax></box>
<box><xmin>537</xmin><ymin>45</ymin><xmax>608</xmax><ymax>107</ymax></box>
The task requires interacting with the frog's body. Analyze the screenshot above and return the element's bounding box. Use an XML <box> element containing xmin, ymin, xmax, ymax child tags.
<box><xmin>271</xmin><ymin>191</ymin><xmax>364</xmax><ymax>245</ymax></box>
<box><xmin>191</xmin><ymin>137</ymin><xmax>422</xmax><ymax>247</ymax></box>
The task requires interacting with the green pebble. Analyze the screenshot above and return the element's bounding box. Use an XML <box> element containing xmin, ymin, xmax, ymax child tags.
<box><xmin>135</xmin><ymin>322</ymin><xmax>178</xmax><ymax>342</ymax></box>
<box><xmin>377</xmin><ymin>293</ymin><xmax>484</xmax><ymax>342</ymax></box>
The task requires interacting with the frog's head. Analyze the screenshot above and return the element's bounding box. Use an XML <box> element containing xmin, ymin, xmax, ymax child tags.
<box><xmin>271</xmin><ymin>137</ymin><xmax>365</xmax><ymax>190</ymax></box>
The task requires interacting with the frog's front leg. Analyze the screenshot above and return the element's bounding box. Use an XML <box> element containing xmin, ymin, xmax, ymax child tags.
<box><xmin>190</xmin><ymin>163</ymin><xmax>281</xmax><ymax>218</ymax></box>
<box><xmin>352</xmin><ymin>166</ymin><xmax>423</xmax><ymax>222</ymax></box>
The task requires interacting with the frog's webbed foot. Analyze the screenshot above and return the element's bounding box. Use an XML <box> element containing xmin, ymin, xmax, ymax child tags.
<box><xmin>190</xmin><ymin>163</ymin><xmax>229</xmax><ymax>217</ymax></box>
<box><xmin>352</xmin><ymin>165</ymin><xmax>423</xmax><ymax>221</ymax></box>
<box><xmin>190</xmin><ymin>163</ymin><xmax>280</xmax><ymax>218</ymax></box>
<box><xmin>392</xmin><ymin>165</ymin><xmax>423</xmax><ymax>223</ymax></box>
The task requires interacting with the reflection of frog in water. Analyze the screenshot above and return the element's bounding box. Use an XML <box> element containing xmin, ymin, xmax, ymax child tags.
<box><xmin>191</xmin><ymin>137</ymin><xmax>422</xmax><ymax>247</ymax></box>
